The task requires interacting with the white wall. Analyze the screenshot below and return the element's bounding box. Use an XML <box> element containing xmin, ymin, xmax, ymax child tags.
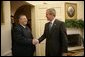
<box><xmin>27</xmin><ymin>1</ymin><xmax>84</xmax><ymax>20</ymax></box>
<box><xmin>1</xmin><ymin>1</ymin><xmax>12</xmax><ymax>56</ymax></box>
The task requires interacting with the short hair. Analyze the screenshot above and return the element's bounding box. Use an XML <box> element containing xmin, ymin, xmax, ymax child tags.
<box><xmin>17</xmin><ymin>14</ymin><xmax>26</xmax><ymax>19</ymax></box>
<box><xmin>46</xmin><ymin>8</ymin><xmax>56</xmax><ymax>17</ymax></box>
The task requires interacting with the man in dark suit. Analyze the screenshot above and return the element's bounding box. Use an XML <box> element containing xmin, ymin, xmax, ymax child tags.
<box><xmin>12</xmin><ymin>14</ymin><xmax>36</xmax><ymax>56</ymax></box>
<box><xmin>34</xmin><ymin>8</ymin><xmax>68</xmax><ymax>56</ymax></box>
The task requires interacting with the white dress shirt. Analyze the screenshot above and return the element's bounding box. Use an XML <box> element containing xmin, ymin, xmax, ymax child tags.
<box><xmin>50</xmin><ymin>18</ymin><xmax>56</xmax><ymax>27</ymax></box>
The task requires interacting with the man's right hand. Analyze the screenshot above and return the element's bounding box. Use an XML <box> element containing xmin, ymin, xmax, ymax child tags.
<box><xmin>32</xmin><ymin>39</ymin><xmax>39</xmax><ymax>45</ymax></box>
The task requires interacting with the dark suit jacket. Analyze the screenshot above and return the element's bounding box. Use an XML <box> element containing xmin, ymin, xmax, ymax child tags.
<box><xmin>12</xmin><ymin>24</ymin><xmax>35</xmax><ymax>56</ymax></box>
<box><xmin>38</xmin><ymin>19</ymin><xmax>68</xmax><ymax>56</ymax></box>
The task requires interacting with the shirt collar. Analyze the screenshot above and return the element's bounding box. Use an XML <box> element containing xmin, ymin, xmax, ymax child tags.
<box><xmin>20</xmin><ymin>24</ymin><xmax>26</xmax><ymax>28</ymax></box>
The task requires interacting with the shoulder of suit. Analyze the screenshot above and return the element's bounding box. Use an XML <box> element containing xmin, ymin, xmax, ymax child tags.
<box><xmin>45</xmin><ymin>22</ymin><xmax>50</xmax><ymax>26</ymax></box>
<box><xmin>14</xmin><ymin>24</ymin><xmax>23</xmax><ymax>31</ymax></box>
<box><xmin>14</xmin><ymin>24</ymin><xmax>20</xmax><ymax>28</ymax></box>
<box><xmin>55</xmin><ymin>19</ymin><xmax>65</xmax><ymax>24</ymax></box>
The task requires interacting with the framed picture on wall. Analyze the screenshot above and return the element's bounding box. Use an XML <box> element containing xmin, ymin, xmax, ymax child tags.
<box><xmin>65</xmin><ymin>3</ymin><xmax>77</xmax><ymax>19</ymax></box>
<box><xmin>1</xmin><ymin>1</ymin><xmax>4</xmax><ymax>24</ymax></box>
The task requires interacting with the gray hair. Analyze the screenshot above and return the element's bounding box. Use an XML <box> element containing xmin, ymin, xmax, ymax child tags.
<box><xmin>46</xmin><ymin>8</ymin><xmax>56</xmax><ymax>17</ymax></box>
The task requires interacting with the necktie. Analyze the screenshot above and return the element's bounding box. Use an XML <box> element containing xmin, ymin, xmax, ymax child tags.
<box><xmin>49</xmin><ymin>22</ymin><xmax>52</xmax><ymax>32</ymax></box>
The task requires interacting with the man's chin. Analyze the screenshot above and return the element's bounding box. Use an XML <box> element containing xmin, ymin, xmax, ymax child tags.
<box><xmin>23</xmin><ymin>23</ymin><xmax>27</xmax><ymax>26</ymax></box>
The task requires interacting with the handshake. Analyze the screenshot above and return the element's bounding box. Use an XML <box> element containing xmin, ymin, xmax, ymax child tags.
<box><xmin>32</xmin><ymin>39</ymin><xmax>39</xmax><ymax>45</ymax></box>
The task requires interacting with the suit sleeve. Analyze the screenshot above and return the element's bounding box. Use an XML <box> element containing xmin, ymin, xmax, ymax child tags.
<box><xmin>38</xmin><ymin>24</ymin><xmax>47</xmax><ymax>43</ymax></box>
<box><xmin>12</xmin><ymin>27</ymin><xmax>33</xmax><ymax>46</ymax></box>
<box><xmin>60</xmin><ymin>22</ymin><xmax>68</xmax><ymax>53</ymax></box>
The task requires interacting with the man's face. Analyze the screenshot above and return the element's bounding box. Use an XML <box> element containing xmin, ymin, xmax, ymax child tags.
<box><xmin>46</xmin><ymin>10</ymin><xmax>54</xmax><ymax>21</ymax></box>
<box><xmin>19</xmin><ymin>15</ymin><xmax>28</xmax><ymax>26</ymax></box>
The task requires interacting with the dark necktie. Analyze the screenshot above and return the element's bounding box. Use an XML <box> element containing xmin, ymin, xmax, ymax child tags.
<box><xmin>49</xmin><ymin>22</ymin><xmax>52</xmax><ymax>32</ymax></box>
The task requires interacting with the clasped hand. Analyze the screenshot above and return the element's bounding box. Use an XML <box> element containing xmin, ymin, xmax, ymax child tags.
<box><xmin>32</xmin><ymin>39</ymin><xmax>39</xmax><ymax>45</ymax></box>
